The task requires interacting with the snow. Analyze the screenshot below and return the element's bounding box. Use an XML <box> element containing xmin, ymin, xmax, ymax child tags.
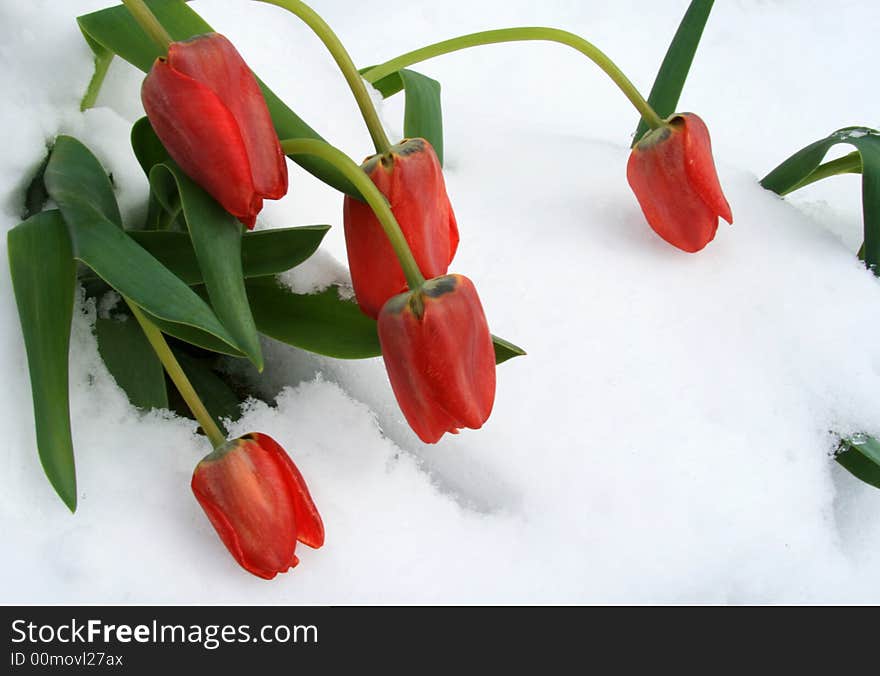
<box><xmin>2</xmin><ymin>0</ymin><xmax>880</xmax><ymax>603</ymax></box>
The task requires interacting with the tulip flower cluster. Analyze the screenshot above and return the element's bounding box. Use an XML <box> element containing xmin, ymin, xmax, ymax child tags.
<box><xmin>8</xmin><ymin>0</ymin><xmax>743</xmax><ymax>580</ymax></box>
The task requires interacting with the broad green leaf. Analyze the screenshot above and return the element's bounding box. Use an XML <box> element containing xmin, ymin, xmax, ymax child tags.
<box><xmin>44</xmin><ymin>135</ymin><xmax>242</xmax><ymax>353</ymax></box>
<box><xmin>150</xmin><ymin>163</ymin><xmax>263</xmax><ymax>370</ymax></box>
<box><xmin>77</xmin><ymin>0</ymin><xmax>357</xmax><ymax>196</ymax></box>
<box><xmin>400</xmin><ymin>69</ymin><xmax>444</xmax><ymax>166</ymax></box>
<box><xmin>174</xmin><ymin>350</ymin><xmax>242</xmax><ymax>435</ymax></box>
<box><xmin>146</xmin><ymin>312</ymin><xmax>245</xmax><ymax>357</ymax></box>
<box><xmin>247</xmin><ymin>277</ymin><xmax>526</xmax><ymax>364</ymax></box>
<box><xmin>633</xmin><ymin>0</ymin><xmax>715</xmax><ymax>145</ymax></box>
<box><xmin>122</xmin><ymin>226</ymin><xmax>330</xmax><ymax>285</ymax></box>
<box><xmin>96</xmin><ymin>316</ymin><xmax>167</xmax><ymax>410</ymax></box>
<box><xmin>8</xmin><ymin>211</ymin><xmax>77</xmax><ymax>511</ymax></box>
<box><xmin>44</xmin><ymin>135</ymin><xmax>122</xmax><ymax>228</ymax></box>
<box><xmin>361</xmin><ymin>67</ymin><xmax>444</xmax><ymax>165</ymax></box>
<box><xmin>837</xmin><ymin>434</ymin><xmax>880</xmax><ymax>490</ymax></box>
<box><xmin>131</xmin><ymin>116</ymin><xmax>170</xmax><ymax>178</ymax></box>
<box><xmin>760</xmin><ymin>127</ymin><xmax>880</xmax><ymax>271</ymax></box>
<box><xmin>491</xmin><ymin>334</ymin><xmax>527</xmax><ymax>364</ymax></box>
<box><xmin>247</xmin><ymin>277</ymin><xmax>381</xmax><ymax>359</ymax></box>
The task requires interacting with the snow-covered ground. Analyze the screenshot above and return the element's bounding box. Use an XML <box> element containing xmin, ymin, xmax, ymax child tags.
<box><xmin>2</xmin><ymin>0</ymin><xmax>880</xmax><ymax>603</ymax></box>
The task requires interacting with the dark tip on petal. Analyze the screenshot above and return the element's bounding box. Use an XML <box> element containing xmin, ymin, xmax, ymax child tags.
<box><xmin>394</xmin><ymin>138</ymin><xmax>426</xmax><ymax>157</ymax></box>
<box><xmin>422</xmin><ymin>275</ymin><xmax>458</xmax><ymax>298</ymax></box>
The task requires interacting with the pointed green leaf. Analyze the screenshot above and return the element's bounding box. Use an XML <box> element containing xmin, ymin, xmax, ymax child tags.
<box><xmin>837</xmin><ymin>434</ymin><xmax>880</xmax><ymax>490</ymax></box>
<box><xmin>8</xmin><ymin>211</ymin><xmax>77</xmax><ymax>511</ymax></box>
<box><xmin>131</xmin><ymin>116</ymin><xmax>171</xmax><ymax>177</ymax></box>
<box><xmin>360</xmin><ymin>67</ymin><xmax>444</xmax><ymax>165</ymax></box>
<box><xmin>150</xmin><ymin>163</ymin><xmax>263</xmax><ymax>370</ymax></box>
<box><xmin>399</xmin><ymin>70</ymin><xmax>444</xmax><ymax>165</ymax></box>
<box><xmin>491</xmin><ymin>334</ymin><xmax>527</xmax><ymax>364</ymax></box>
<box><xmin>96</xmin><ymin>316</ymin><xmax>167</xmax><ymax>410</ymax></box>
<box><xmin>44</xmin><ymin>135</ymin><xmax>122</xmax><ymax>228</ymax></box>
<box><xmin>761</xmin><ymin>127</ymin><xmax>880</xmax><ymax>271</ymax></box>
<box><xmin>119</xmin><ymin>226</ymin><xmax>330</xmax><ymax>285</ymax></box>
<box><xmin>44</xmin><ymin>135</ymin><xmax>242</xmax><ymax>353</ymax></box>
<box><xmin>246</xmin><ymin>277</ymin><xmax>525</xmax><ymax>364</ymax></box>
<box><xmin>77</xmin><ymin>0</ymin><xmax>357</xmax><ymax>196</ymax></box>
<box><xmin>633</xmin><ymin>0</ymin><xmax>715</xmax><ymax>145</ymax></box>
<box><xmin>247</xmin><ymin>277</ymin><xmax>381</xmax><ymax>359</ymax></box>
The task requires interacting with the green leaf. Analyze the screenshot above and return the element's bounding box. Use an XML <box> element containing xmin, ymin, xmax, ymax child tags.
<box><xmin>836</xmin><ymin>434</ymin><xmax>880</xmax><ymax>490</ymax></box>
<box><xmin>246</xmin><ymin>277</ymin><xmax>526</xmax><ymax>364</ymax></box>
<box><xmin>131</xmin><ymin>117</ymin><xmax>170</xmax><ymax>177</ymax></box>
<box><xmin>44</xmin><ymin>135</ymin><xmax>122</xmax><ymax>228</ymax></box>
<box><xmin>44</xmin><ymin>135</ymin><xmax>242</xmax><ymax>354</ymax></box>
<box><xmin>145</xmin><ymin>312</ymin><xmax>245</xmax><ymax>357</ymax></box>
<box><xmin>8</xmin><ymin>211</ymin><xmax>78</xmax><ymax>511</ymax></box>
<box><xmin>760</xmin><ymin>127</ymin><xmax>880</xmax><ymax>271</ymax></box>
<box><xmin>77</xmin><ymin>0</ymin><xmax>357</xmax><ymax>196</ymax></box>
<box><xmin>400</xmin><ymin>70</ymin><xmax>444</xmax><ymax>165</ymax></box>
<box><xmin>491</xmin><ymin>334</ymin><xmax>527</xmax><ymax>364</ymax></box>
<box><xmin>95</xmin><ymin>316</ymin><xmax>167</xmax><ymax>410</ymax></box>
<box><xmin>150</xmin><ymin>163</ymin><xmax>263</xmax><ymax>370</ymax></box>
<box><xmin>633</xmin><ymin>0</ymin><xmax>715</xmax><ymax>145</ymax></box>
<box><xmin>247</xmin><ymin>277</ymin><xmax>381</xmax><ymax>359</ymax></box>
<box><xmin>361</xmin><ymin>68</ymin><xmax>444</xmax><ymax>165</ymax></box>
<box><xmin>121</xmin><ymin>226</ymin><xmax>330</xmax><ymax>285</ymax></box>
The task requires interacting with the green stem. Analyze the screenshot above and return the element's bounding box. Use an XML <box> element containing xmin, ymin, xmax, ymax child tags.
<box><xmin>121</xmin><ymin>0</ymin><xmax>173</xmax><ymax>50</ymax></box>
<box><xmin>126</xmin><ymin>300</ymin><xmax>227</xmax><ymax>449</ymax></box>
<box><xmin>257</xmin><ymin>0</ymin><xmax>392</xmax><ymax>153</ymax></box>
<box><xmin>280</xmin><ymin>138</ymin><xmax>425</xmax><ymax>289</ymax></box>
<box><xmin>781</xmin><ymin>151</ymin><xmax>863</xmax><ymax>196</ymax></box>
<box><xmin>364</xmin><ymin>27</ymin><xmax>664</xmax><ymax>130</ymax></box>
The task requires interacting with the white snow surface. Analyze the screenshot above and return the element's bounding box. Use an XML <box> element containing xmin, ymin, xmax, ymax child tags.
<box><xmin>2</xmin><ymin>0</ymin><xmax>880</xmax><ymax>603</ymax></box>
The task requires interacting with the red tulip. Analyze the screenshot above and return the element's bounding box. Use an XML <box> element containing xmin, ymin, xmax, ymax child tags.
<box><xmin>191</xmin><ymin>433</ymin><xmax>323</xmax><ymax>580</ymax></box>
<box><xmin>378</xmin><ymin>274</ymin><xmax>495</xmax><ymax>444</ymax></box>
<box><xmin>627</xmin><ymin>113</ymin><xmax>732</xmax><ymax>253</ymax></box>
<box><xmin>141</xmin><ymin>33</ymin><xmax>288</xmax><ymax>229</ymax></box>
<box><xmin>343</xmin><ymin>138</ymin><xmax>459</xmax><ymax>318</ymax></box>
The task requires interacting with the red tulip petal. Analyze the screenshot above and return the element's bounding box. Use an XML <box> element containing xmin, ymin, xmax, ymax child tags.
<box><xmin>250</xmin><ymin>433</ymin><xmax>325</xmax><ymax>550</ymax></box>
<box><xmin>627</xmin><ymin>123</ymin><xmax>719</xmax><ymax>253</ymax></box>
<box><xmin>679</xmin><ymin>113</ymin><xmax>733</xmax><ymax>224</ymax></box>
<box><xmin>167</xmin><ymin>34</ymin><xmax>288</xmax><ymax>200</ymax></box>
<box><xmin>344</xmin><ymin>138</ymin><xmax>457</xmax><ymax>318</ymax></box>
<box><xmin>378</xmin><ymin>275</ymin><xmax>496</xmax><ymax>444</ymax></box>
<box><xmin>142</xmin><ymin>57</ymin><xmax>260</xmax><ymax>226</ymax></box>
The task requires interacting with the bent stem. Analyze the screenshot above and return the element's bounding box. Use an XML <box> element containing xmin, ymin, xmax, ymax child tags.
<box><xmin>364</xmin><ymin>27</ymin><xmax>664</xmax><ymax>130</ymax></box>
<box><xmin>121</xmin><ymin>0</ymin><xmax>172</xmax><ymax>50</ymax></box>
<box><xmin>257</xmin><ymin>0</ymin><xmax>392</xmax><ymax>153</ymax></box>
<box><xmin>127</xmin><ymin>300</ymin><xmax>227</xmax><ymax>449</ymax></box>
<box><xmin>280</xmin><ymin>138</ymin><xmax>425</xmax><ymax>289</ymax></box>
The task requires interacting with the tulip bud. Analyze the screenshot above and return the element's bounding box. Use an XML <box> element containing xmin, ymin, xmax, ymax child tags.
<box><xmin>378</xmin><ymin>274</ymin><xmax>495</xmax><ymax>444</ymax></box>
<box><xmin>191</xmin><ymin>433</ymin><xmax>323</xmax><ymax>580</ymax></box>
<box><xmin>142</xmin><ymin>33</ymin><xmax>288</xmax><ymax>229</ymax></box>
<box><xmin>344</xmin><ymin>138</ymin><xmax>459</xmax><ymax>318</ymax></box>
<box><xmin>627</xmin><ymin>113</ymin><xmax>732</xmax><ymax>253</ymax></box>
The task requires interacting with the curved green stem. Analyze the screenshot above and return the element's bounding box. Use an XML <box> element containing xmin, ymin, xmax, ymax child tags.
<box><xmin>257</xmin><ymin>0</ymin><xmax>392</xmax><ymax>153</ymax></box>
<box><xmin>782</xmin><ymin>151</ymin><xmax>863</xmax><ymax>196</ymax></box>
<box><xmin>121</xmin><ymin>0</ymin><xmax>172</xmax><ymax>50</ymax></box>
<box><xmin>127</xmin><ymin>301</ymin><xmax>227</xmax><ymax>449</ymax></box>
<box><xmin>364</xmin><ymin>27</ymin><xmax>664</xmax><ymax>130</ymax></box>
<box><xmin>280</xmin><ymin>138</ymin><xmax>425</xmax><ymax>289</ymax></box>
